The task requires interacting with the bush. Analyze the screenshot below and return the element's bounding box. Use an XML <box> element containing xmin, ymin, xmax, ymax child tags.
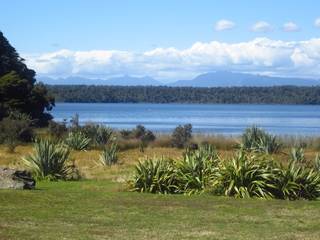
<box><xmin>120</xmin><ymin>129</ymin><xmax>132</xmax><ymax>139</ymax></box>
<box><xmin>212</xmin><ymin>150</ymin><xmax>275</xmax><ymax>198</ymax></box>
<box><xmin>22</xmin><ymin>139</ymin><xmax>78</xmax><ymax>180</ymax></box>
<box><xmin>176</xmin><ymin>145</ymin><xmax>219</xmax><ymax>194</ymax></box>
<box><xmin>0</xmin><ymin>114</ymin><xmax>34</xmax><ymax>147</ymax></box>
<box><xmin>315</xmin><ymin>154</ymin><xmax>320</xmax><ymax>171</ymax></box>
<box><xmin>121</xmin><ymin>125</ymin><xmax>156</xmax><ymax>141</ymax></box>
<box><xmin>271</xmin><ymin>160</ymin><xmax>320</xmax><ymax>200</ymax></box>
<box><xmin>117</xmin><ymin>138</ymin><xmax>141</xmax><ymax>151</ymax></box>
<box><xmin>81</xmin><ymin>124</ymin><xmax>113</xmax><ymax>146</ymax></box>
<box><xmin>130</xmin><ymin>158</ymin><xmax>177</xmax><ymax>194</ymax></box>
<box><xmin>65</xmin><ymin>131</ymin><xmax>91</xmax><ymax>151</ymax></box>
<box><xmin>132</xmin><ymin>125</ymin><xmax>146</xmax><ymax>139</ymax></box>
<box><xmin>129</xmin><ymin>147</ymin><xmax>320</xmax><ymax>200</ymax></box>
<box><xmin>48</xmin><ymin>120</ymin><xmax>67</xmax><ymax>139</ymax></box>
<box><xmin>99</xmin><ymin>144</ymin><xmax>118</xmax><ymax>166</ymax></box>
<box><xmin>241</xmin><ymin>126</ymin><xmax>281</xmax><ymax>154</ymax></box>
<box><xmin>171</xmin><ymin>124</ymin><xmax>192</xmax><ymax>148</ymax></box>
<box><xmin>290</xmin><ymin>147</ymin><xmax>305</xmax><ymax>163</ymax></box>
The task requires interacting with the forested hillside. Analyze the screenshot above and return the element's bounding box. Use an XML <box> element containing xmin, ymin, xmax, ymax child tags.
<box><xmin>47</xmin><ymin>85</ymin><xmax>320</xmax><ymax>104</ymax></box>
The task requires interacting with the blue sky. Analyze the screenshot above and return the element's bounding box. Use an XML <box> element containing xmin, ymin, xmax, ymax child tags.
<box><xmin>1</xmin><ymin>0</ymin><xmax>320</xmax><ymax>81</ymax></box>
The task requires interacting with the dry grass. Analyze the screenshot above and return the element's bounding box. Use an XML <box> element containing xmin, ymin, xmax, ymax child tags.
<box><xmin>0</xmin><ymin>144</ymin><xmax>184</xmax><ymax>181</ymax></box>
<box><xmin>1</xmin><ymin>139</ymin><xmax>319</xmax><ymax>181</ymax></box>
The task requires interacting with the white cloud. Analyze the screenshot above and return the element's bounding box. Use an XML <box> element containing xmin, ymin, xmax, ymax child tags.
<box><xmin>251</xmin><ymin>21</ymin><xmax>273</xmax><ymax>32</ymax></box>
<box><xmin>24</xmin><ymin>38</ymin><xmax>320</xmax><ymax>81</ymax></box>
<box><xmin>214</xmin><ymin>19</ymin><xmax>235</xmax><ymax>31</ymax></box>
<box><xmin>315</xmin><ymin>18</ymin><xmax>320</xmax><ymax>28</ymax></box>
<box><xmin>282</xmin><ymin>22</ymin><xmax>299</xmax><ymax>32</ymax></box>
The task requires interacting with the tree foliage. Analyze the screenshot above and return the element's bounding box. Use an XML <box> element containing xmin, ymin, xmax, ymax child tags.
<box><xmin>0</xmin><ymin>31</ymin><xmax>54</xmax><ymax>125</ymax></box>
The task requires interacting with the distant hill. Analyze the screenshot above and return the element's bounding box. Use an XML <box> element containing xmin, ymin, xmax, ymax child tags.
<box><xmin>39</xmin><ymin>71</ymin><xmax>320</xmax><ymax>87</ymax></box>
<box><xmin>170</xmin><ymin>71</ymin><xmax>320</xmax><ymax>87</ymax></box>
<box><xmin>39</xmin><ymin>75</ymin><xmax>163</xmax><ymax>86</ymax></box>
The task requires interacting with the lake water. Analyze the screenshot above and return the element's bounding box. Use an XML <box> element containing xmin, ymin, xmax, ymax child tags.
<box><xmin>51</xmin><ymin>103</ymin><xmax>320</xmax><ymax>136</ymax></box>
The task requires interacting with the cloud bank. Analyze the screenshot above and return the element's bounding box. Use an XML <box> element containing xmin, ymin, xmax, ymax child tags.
<box><xmin>24</xmin><ymin>38</ymin><xmax>320</xmax><ymax>81</ymax></box>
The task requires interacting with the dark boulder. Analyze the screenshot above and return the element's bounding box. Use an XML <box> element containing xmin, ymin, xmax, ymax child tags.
<box><xmin>0</xmin><ymin>167</ymin><xmax>35</xmax><ymax>189</ymax></box>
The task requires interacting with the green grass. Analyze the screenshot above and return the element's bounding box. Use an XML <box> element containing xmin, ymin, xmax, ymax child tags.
<box><xmin>1</xmin><ymin>180</ymin><xmax>320</xmax><ymax>240</ymax></box>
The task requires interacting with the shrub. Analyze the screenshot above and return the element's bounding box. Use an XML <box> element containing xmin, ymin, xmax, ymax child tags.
<box><xmin>290</xmin><ymin>147</ymin><xmax>305</xmax><ymax>163</ymax></box>
<box><xmin>149</xmin><ymin>135</ymin><xmax>172</xmax><ymax>148</ymax></box>
<box><xmin>99</xmin><ymin>144</ymin><xmax>118</xmax><ymax>166</ymax></box>
<box><xmin>65</xmin><ymin>131</ymin><xmax>91</xmax><ymax>151</ymax></box>
<box><xmin>129</xmin><ymin>145</ymin><xmax>320</xmax><ymax>200</ymax></box>
<box><xmin>176</xmin><ymin>145</ymin><xmax>219</xmax><ymax>194</ymax></box>
<box><xmin>0</xmin><ymin>114</ymin><xmax>34</xmax><ymax>150</ymax></box>
<box><xmin>141</xmin><ymin>130</ymin><xmax>156</xmax><ymax>143</ymax></box>
<box><xmin>121</xmin><ymin>125</ymin><xmax>156</xmax><ymax>142</ymax></box>
<box><xmin>130</xmin><ymin>158</ymin><xmax>177</xmax><ymax>194</ymax></box>
<box><xmin>117</xmin><ymin>138</ymin><xmax>141</xmax><ymax>151</ymax></box>
<box><xmin>315</xmin><ymin>154</ymin><xmax>320</xmax><ymax>171</ymax></box>
<box><xmin>120</xmin><ymin>129</ymin><xmax>132</xmax><ymax>139</ymax></box>
<box><xmin>22</xmin><ymin>139</ymin><xmax>77</xmax><ymax>180</ymax></box>
<box><xmin>48</xmin><ymin>120</ymin><xmax>67</xmax><ymax>139</ymax></box>
<box><xmin>241</xmin><ymin>126</ymin><xmax>281</xmax><ymax>154</ymax></box>
<box><xmin>81</xmin><ymin>124</ymin><xmax>113</xmax><ymax>146</ymax></box>
<box><xmin>212</xmin><ymin>150</ymin><xmax>274</xmax><ymax>198</ymax></box>
<box><xmin>271</xmin><ymin>160</ymin><xmax>320</xmax><ymax>200</ymax></box>
<box><xmin>171</xmin><ymin>124</ymin><xmax>192</xmax><ymax>148</ymax></box>
<box><xmin>132</xmin><ymin>125</ymin><xmax>146</xmax><ymax>139</ymax></box>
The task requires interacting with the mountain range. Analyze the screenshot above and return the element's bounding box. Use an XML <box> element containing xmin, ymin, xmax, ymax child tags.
<box><xmin>39</xmin><ymin>71</ymin><xmax>320</xmax><ymax>87</ymax></box>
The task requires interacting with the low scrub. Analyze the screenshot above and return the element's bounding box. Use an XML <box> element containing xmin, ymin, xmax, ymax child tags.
<box><xmin>22</xmin><ymin>139</ymin><xmax>79</xmax><ymax>180</ymax></box>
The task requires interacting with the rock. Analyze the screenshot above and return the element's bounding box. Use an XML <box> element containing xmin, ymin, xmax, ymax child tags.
<box><xmin>0</xmin><ymin>167</ymin><xmax>35</xmax><ymax>189</ymax></box>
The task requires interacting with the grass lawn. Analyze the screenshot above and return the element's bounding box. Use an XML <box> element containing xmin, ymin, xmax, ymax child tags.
<box><xmin>1</xmin><ymin>145</ymin><xmax>320</xmax><ymax>239</ymax></box>
<box><xmin>1</xmin><ymin>180</ymin><xmax>320</xmax><ymax>240</ymax></box>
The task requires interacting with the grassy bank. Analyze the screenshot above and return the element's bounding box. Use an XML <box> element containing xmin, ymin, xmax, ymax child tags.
<box><xmin>1</xmin><ymin>134</ymin><xmax>320</xmax><ymax>239</ymax></box>
<box><xmin>1</xmin><ymin>180</ymin><xmax>320</xmax><ymax>240</ymax></box>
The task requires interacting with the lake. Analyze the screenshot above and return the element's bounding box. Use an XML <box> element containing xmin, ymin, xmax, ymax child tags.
<box><xmin>51</xmin><ymin>103</ymin><xmax>320</xmax><ymax>135</ymax></box>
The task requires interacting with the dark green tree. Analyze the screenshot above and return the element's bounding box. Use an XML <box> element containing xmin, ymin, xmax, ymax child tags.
<box><xmin>0</xmin><ymin>31</ymin><xmax>54</xmax><ymax>125</ymax></box>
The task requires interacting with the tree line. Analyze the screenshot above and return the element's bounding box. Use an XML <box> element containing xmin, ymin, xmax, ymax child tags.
<box><xmin>47</xmin><ymin>85</ymin><xmax>320</xmax><ymax>104</ymax></box>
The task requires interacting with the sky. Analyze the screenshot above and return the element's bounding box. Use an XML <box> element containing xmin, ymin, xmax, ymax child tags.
<box><xmin>1</xmin><ymin>0</ymin><xmax>320</xmax><ymax>81</ymax></box>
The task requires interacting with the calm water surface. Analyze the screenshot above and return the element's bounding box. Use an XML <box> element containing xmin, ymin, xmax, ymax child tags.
<box><xmin>51</xmin><ymin>103</ymin><xmax>320</xmax><ymax>135</ymax></box>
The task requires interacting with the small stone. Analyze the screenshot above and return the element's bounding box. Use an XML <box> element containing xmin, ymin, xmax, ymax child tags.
<box><xmin>0</xmin><ymin>167</ymin><xmax>35</xmax><ymax>189</ymax></box>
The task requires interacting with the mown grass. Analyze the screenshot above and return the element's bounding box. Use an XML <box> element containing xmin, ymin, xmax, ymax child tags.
<box><xmin>1</xmin><ymin>180</ymin><xmax>320</xmax><ymax>240</ymax></box>
<box><xmin>1</xmin><ymin>144</ymin><xmax>320</xmax><ymax>239</ymax></box>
